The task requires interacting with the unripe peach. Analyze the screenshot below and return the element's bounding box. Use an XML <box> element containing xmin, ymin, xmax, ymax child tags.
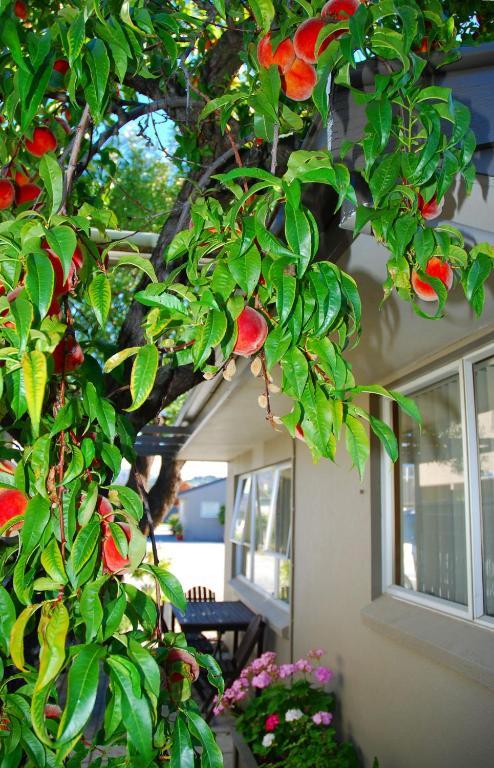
<box><xmin>13</xmin><ymin>0</ymin><xmax>27</xmax><ymax>19</ymax></box>
<box><xmin>411</xmin><ymin>257</ymin><xmax>453</xmax><ymax>302</ymax></box>
<box><xmin>418</xmin><ymin>194</ymin><xmax>444</xmax><ymax>221</ymax></box>
<box><xmin>322</xmin><ymin>0</ymin><xmax>361</xmax><ymax>20</ymax></box>
<box><xmin>281</xmin><ymin>57</ymin><xmax>317</xmax><ymax>101</ymax></box>
<box><xmin>233</xmin><ymin>306</ymin><xmax>268</xmax><ymax>357</ymax></box>
<box><xmin>52</xmin><ymin>335</ymin><xmax>84</xmax><ymax>374</ymax></box>
<box><xmin>0</xmin><ymin>488</ymin><xmax>27</xmax><ymax>533</ymax></box>
<box><xmin>294</xmin><ymin>18</ymin><xmax>330</xmax><ymax>64</ymax></box>
<box><xmin>25</xmin><ymin>127</ymin><xmax>57</xmax><ymax>158</ymax></box>
<box><xmin>102</xmin><ymin>522</ymin><xmax>131</xmax><ymax>573</ymax></box>
<box><xmin>16</xmin><ymin>182</ymin><xmax>42</xmax><ymax>207</ymax></box>
<box><xmin>0</xmin><ymin>180</ymin><xmax>15</xmax><ymax>210</ymax></box>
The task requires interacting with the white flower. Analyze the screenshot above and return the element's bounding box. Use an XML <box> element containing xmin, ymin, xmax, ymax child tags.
<box><xmin>285</xmin><ymin>708</ymin><xmax>304</xmax><ymax>722</ymax></box>
<box><xmin>262</xmin><ymin>733</ymin><xmax>275</xmax><ymax>748</ymax></box>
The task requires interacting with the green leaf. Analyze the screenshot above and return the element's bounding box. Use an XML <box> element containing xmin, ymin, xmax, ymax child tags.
<box><xmin>109</xmin><ymin>485</ymin><xmax>143</xmax><ymax>522</ymax></box>
<box><xmin>63</xmin><ymin>445</ymin><xmax>85</xmax><ymax>484</ymax></box>
<box><xmin>193</xmin><ymin>310</ymin><xmax>227</xmax><ymax>369</ymax></box>
<box><xmin>280</xmin><ymin>348</ymin><xmax>308</xmax><ymax>399</ymax></box>
<box><xmin>309</xmin><ymin>262</ymin><xmax>342</xmax><ymax>335</ymax></box>
<box><xmin>69</xmin><ymin>521</ymin><xmax>100</xmax><ymax>576</ymax></box>
<box><xmin>68</xmin><ymin>13</ymin><xmax>86</xmax><ymax>64</ymax></box>
<box><xmin>39</xmin><ymin>155</ymin><xmax>63</xmax><ymax>217</ymax></box>
<box><xmin>10</xmin><ymin>604</ymin><xmax>41</xmax><ymax>671</ymax></box>
<box><xmin>107</xmin><ymin>656</ymin><xmax>154</xmax><ymax>762</ymax></box>
<box><xmin>126</xmin><ymin>344</ymin><xmax>159</xmax><ymax>412</ymax></box>
<box><xmin>41</xmin><ymin>539</ymin><xmax>67</xmax><ymax>585</ymax></box>
<box><xmin>26</xmin><ymin>253</ymin><xmax>54</xmax><ymax>319</ymax></box>
<box><xmin>103</xmin><ymin>346</ymin><xmax>140</xmax><ymax>373</ymax></box>
<box><xmin>113</xmin><ymin>254</ymin><xmax>157</xmax><ymax>282</ymax></box>
<box><xmin>87</xmin><ymin>39</ymin><xmax>110</xmax><ymax>118</ymax></box>
<box><xmin>140</xmin><ymin>563</ymin><xmax>187</xmax><ymax>613</ymax></box>
<box><xmin>249</xmin><ymin>0</ymin><xmax>275</xmax><ymax>32</ymax></box>
<box><xmin>285</xmin><ymin>203</ymin><xmax>312</xmax><ymax>276</ymax></box>
<box><xmin>46</xmin><ymin>226</ymin><xmax>77</xmax><ymax>282</ymax></box>
<box><xmin>228</xmin><ymin>245</ymin><xmax>261</xmax><ymax>297</ymax></box>
<box><xmin>80</xmin><ymin>577</ymin><xmax>106</xmax><ymax>643</ymax></box>
<box><xmin>0</xmin><ymin>586</ymin><xmax>16</xmax><ymax>656</ymax></box>
<box><xmin>369</xmin><ymin>415</ymin><xmax>398</xmax><ymax>462</ymax></box>
<box><xmin>10</xmin><ymin>296</ymin><xmax>33</xmax><ymax>353</ymax></box>
<box><xmin>88</xmin><ymin>273</ymin><xmax>112</xmax><ymax>327</ymax></box>
<box><xmin>345</xmin><ymin>413</ymin><xmax>369</xmax><ymax>480</ymax></box>
<box><xmin>56</xmin><ymin>644</ymin><xmax>105</xmax><ymax>744</ymax></box>
<box><xmin>186</xmin><ymin>710</ymin><xmax>223</xmax><ymax>768</ymax></box>
<box><xmin>22</xmin><ymin>351</ymin><xmax>47</xmax><ymax>439</ymax></box>
<box><xmin>171</xmin><ymin>714</ymin><xmax>195</xmax><ymax>768</ymax></box>
<box><xmin>21</xmin><ymin>496</ymin><xmax>50</xmax><ymax>557</ymax></box>
<box><xmin>388</xmin><ymin>389</ymin><xmax>422</xmax><ymax>425</ymax></box>
<box><xmin>36</xmin><ymin>601</ymin><xmax>69</xmax><ymax>691</ymax></box>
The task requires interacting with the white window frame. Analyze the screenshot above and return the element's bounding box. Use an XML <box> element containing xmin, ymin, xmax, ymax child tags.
<box><xmin>230</xmin><ymin>462</ymin><xmax>292</xmax><ymax>603</ymax></box>
<box><xmin>382</xmin><ymin>341</ymin><xmax>494</xmax><ymax>630</ymax></box>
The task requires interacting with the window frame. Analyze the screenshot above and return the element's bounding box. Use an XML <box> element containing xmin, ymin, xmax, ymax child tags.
<box><xmin>230</xmin><ymin>461</ymin><xmax>292</xmax><ymax>604</ymax></box>
<box><xmin>381</xmin><ymin>341</ymin><xmax>494</xmax><ymax>630</ymax></box>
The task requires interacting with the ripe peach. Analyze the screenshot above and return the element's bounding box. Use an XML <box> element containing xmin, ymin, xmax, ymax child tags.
<box><xmin>97</xmin><ymin>495</ymin><xmax>113</xmax><ymax>524</ymax></box>
<box><xmin>13</xmin><ymin>0</ymin><xmax>27</xmax><ymax>19</ymax></box>
<box><xmin>258</xmin><ymin>34</ymin><xmax>296</xmax><ymax>74</ymax></box>
<box><xmin>102</xmin><ymin>522</ymin><xmax>131</xmax><ymax>573</ymax></box>
<box><xmin>16</xmin><ymin>182</ymin><xmax>42</xmax><ymax>207</ymax></box>
<box><xmin>418</xmin><ymin>194</ymin><xmax>444</xmax><ymax>220</ymax></box>
<box><xmin>0</xmin><ymin>460</ymin><xmax>15</xmax><ymax>475</ymax></box>
<box><xmin>294</xmin><ymin>18</ymin><xmax>330</xmax><ymax>64</ymax></box>
<box><xmin>281</xmin><ymin>57</ymin><xmax>317</xmax><ymax>101</ymax></box>
<box><xmin>0</xmin><ymin>488</ymin><xmax>27</xmax><ymax>533</ymax></box>
<box><xmin>52</xmin><ymin>335</ymin><xmax>84</xmax><ymax>374</ymax></box>
<box><xmin>411</xmin><ymin>257</ymin><xmax>453</xmax><ymax>302</ymax></box>
<box><xmin>234</xmin><ymin>306</ymin><xmax>268</xmax><ymax>357</ymax></box>
<box><xmin>44</xmin><ymin>704</ymin><xmax>62</xmax><ymax>719</ymax></box>
<box><xmin>41</xmin><ymin>241</ymin><xmax>83</xmax><ymax>297</ymax></box>
<box><xmin>0</xmin><ymin>180</ymin><xmax>15</xmax><ymax>210</ymax></box>
<box><xmin>322</xmin><ymin>0</ymin><xmax>361</xmax><ymax>20</ymax></box>
<box><xmin>295</xmin><ymin>424</ymin><xmax>305</xmax><ymax>441</ymax></box>
<box><xmin>25</xmin><ymin>127</ymin><xmax>57</xmax><ymax>158</ymax></box>
<box><xmin>53</xmin><ymin>59</ymin><xmax>69</xmax><ymax>75</ymax></box>
<box><xmin>14</xmin><ymin>170</ymin><xmax>30</xmax><ymax>187</ymax></box>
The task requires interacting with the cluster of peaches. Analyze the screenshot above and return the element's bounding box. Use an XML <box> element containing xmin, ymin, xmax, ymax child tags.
<box><xmin>0</xmin><ymin>465</ymin><xmax>132</xmax><ymax>574</ymax></box>
<box><xmin>257</xmin><ymin>0</ymin><xmax>361</xmax><ymax>101</ymax></box>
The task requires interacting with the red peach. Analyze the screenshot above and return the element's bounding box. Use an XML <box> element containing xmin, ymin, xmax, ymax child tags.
<box><xmin>322</xmin><ymin>0</ymin><xmax>361</xmax><ymax>20</ymax></box>
<box><xmin>257</xmin><ymin>33</ymin><xmax>274</xmax><ymax>67</ymax></box>
<box><xmin>272</xmin><ymin>38</ymin><xmax>296</xmax><ymax>74</ymax></box>
<box><xmin>41</xmin><ymin>241</ymin><xmax>83</xmax><ymax>297</ymax></box>
<box><xmin>233</xmin><ymin>306</ymin><xmax>268</xmax><ymax>357</ymax></box>
<box><xmin>52</xmin><ymin>335</ymin><xmax>84</xmax><ymax>374</ymax></box>
<box><xmin>0</xmin><ymin>488</ymin><xmax>27</xmax><ymax>533</ymax></box>
<box><xmin>102</xmin><ymin>522</ymin><xmax>131</xmax><ymax>573</ymax></box>
<box><xmin>53</xmin><ymin>59</ymin><xmax>69</xmax><ymax>75</ymax></box>
<box><xmin>295</xmin><ymin>424</ymin><xmax>305</xmax><ymax>441</ymax></box>
<box><xmin>0</xmin><ymin>180</ymin><xmax>15</xmax><ymax>210</ymax></box>
<box><xmin>13</xmin><ymin>0</ymin><xmax>27</xmax><ymax>19</ymax></box>
<box><xmin>411</xmin><ymin>257</ymin><xmax>453</xmax><ymax>302</ymax></box>
<box><xmin>25</xmin><ymin>127</ymin><xmax>57</xmax><ymax>158</ymax></box>
<box><xmin>281</xmin><ymin>57</ymin><xmax>317</xmax><ymax>101</ymax></box>
<box><xmin>418</xmin><ymin>194</ymin><xmax>444</xmax><ymax>221</ymax></box>
<box><xmin>0</xmin><ymin>460</ymin><xmax>15</xmax><ymax>475</ymax></box>
<box><xmin>15</xmin><ymin>170</ymin><xmax>30</xmax><ymax>187</ymax></box>
<box><xmin>16</xmin><ymin>182</ymin><xmax>42</xmax><ymax>207</ymax></box>
<box><xmin>44</xmin><ymin>704</ymin><xmax>62</xmax><ymax>719</ymax></box>
<box><xmin>294</xmin><ymin>18</ymin><xmax>330</xmax><ymax>64</ymax></box>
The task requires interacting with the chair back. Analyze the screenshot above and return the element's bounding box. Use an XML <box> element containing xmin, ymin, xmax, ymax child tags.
<box><xmin>186</xmin><ymin>586</ymin><xmax>216</xmax><ymax>602</ymax></box>
<box><xmin>231</xmin><ymin>614</ymin><xmax>265</xmax><ymax>678</ymax></box>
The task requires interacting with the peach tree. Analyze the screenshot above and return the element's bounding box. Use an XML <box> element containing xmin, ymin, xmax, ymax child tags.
<box><xmin>0</xmin><ymin>0</ymin><xmax>493</xmax><ymax>766</ymax></box>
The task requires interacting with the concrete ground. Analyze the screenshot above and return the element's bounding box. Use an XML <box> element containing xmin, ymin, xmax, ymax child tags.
<box><xmin>153</xmin><ymin>531</ymin><xmax>226</xmax><ymax>600</ymax></box>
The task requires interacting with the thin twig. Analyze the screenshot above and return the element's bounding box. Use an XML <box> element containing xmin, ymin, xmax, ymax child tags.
<box><xmin>61</xmin><ymin>104</ymin><xmax>91</xmax><ymax>214</ymax></box>
<box><xmin>270</xmin><ymin>123</ymin><xmax>280</xmax><ymax>175</ymax></box>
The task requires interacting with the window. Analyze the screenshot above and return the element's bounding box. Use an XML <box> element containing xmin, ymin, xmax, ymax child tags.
<box><xmin>383</xmin><ymin>344</ymin><xmax>494</xmax><ymax>627</ymax></box>
<box><xmin>231</xmin><ymin>463</ymin><xmax>292</xmax><ymax>604</ymax></box>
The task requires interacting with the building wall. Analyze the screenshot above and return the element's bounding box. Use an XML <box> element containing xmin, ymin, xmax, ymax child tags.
<box><xmin>179</xmin><ymin>480</ymin><xmax>226</xmax><ymax>542</ymax></box>
<box><xmin>292</xmin><ymin>434</ymin><xmax>494</xmax><ymax>768</ymax></box>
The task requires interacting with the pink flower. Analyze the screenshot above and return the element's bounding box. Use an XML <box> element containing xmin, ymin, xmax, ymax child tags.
<box><xmin>308</xmin><ymin>648</ymin><xmax>325</xmax><ymax>660</ymax></box>
<box><xmin>265</xmin><ymin>713</ymin><xmax>280</xmax><ymax>732</ymax></box>
<box><xmin>314</xmin><ymin>666</ymin><xmax>333</xmax><ymax>684</ymax></box>
<box><xmin>295</xmin><ymin>658</ymin><xmax>312</xmax><ymax>673</ymax></box>
<box><xmin>252</xmin><ymin>671</ymin><xmax>272</xmax><ymax>688</ymax></box>
<box><xmin>279</xmin><ymin>663</ymin><xmax>295</xmax><ymax>679</ymax></box>
<box><xmin>312</xmin><ymin>711</ymin><xmax>333</xmax><ymax>726</ymax></box>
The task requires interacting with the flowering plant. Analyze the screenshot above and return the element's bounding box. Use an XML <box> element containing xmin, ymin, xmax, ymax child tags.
<box><xmin>215</xmin><ymin>650</ymin><xmax>367</xmax><ymax>768</ymax></box>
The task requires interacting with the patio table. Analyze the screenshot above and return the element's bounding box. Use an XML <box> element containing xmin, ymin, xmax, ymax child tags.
<box><xmin>171</xmin><ymin>600</ymin><xmax>257</xmax><ymax>655</ymax></box>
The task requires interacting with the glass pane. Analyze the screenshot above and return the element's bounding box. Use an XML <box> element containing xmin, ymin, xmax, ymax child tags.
<box><xmin>397</xmin><ymin>374</ymin><xmax>468</xmax><ymax>605</ymax></box>
<box><xmin>253</xmin><ymin>551</ymin><xmax>276</xmax><ymax>597</ymax></box>
<box><xmin>278</xmin><ymin>558</ymin><xmax>291</xmax><ymax>603</ymax></box>
<box><xmin>231</xmin><ymin>476</ymin><xmax>251</xmax><ymax>544</ymax></box>
<box><xmin>473</xmin><ymin>357</ymin><xmax>494</xmax><ymax>617</ymax></box>
<box><xmin>255</xmin><ymin>469</ymin><xmax>275</xmax><ymax>550</ymax></box>
<box><xmin>266</xmin><ymin>467</ymin><xmax>292</xmax><ymax>555</ymax></box>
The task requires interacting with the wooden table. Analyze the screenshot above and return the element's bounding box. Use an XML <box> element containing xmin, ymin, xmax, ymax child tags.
<box><xmin>171</xmin><ymin>600</ymin><xmax>257</xmax><ymax>654</ymax></box>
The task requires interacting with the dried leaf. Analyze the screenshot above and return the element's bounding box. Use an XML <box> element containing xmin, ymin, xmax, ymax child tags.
<box><xmin>258</xmin><ymin>394</ymin><xmax>268</xmax><ymax>409</ymax></box>
<box><xmin>223</xmin><ymin>359</ymin><xmax>236</xmax><ymax>381</ymax></box>
<box><xmin>250</xmin><ymin>357</ymin><xmax>262</xmax><ymax>377</ymax></box>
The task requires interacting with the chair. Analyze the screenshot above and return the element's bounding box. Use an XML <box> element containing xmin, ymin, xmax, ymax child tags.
<box><xmin>199</xmin><ymin>614</ymin><xmax>265</xmax><ymax>721</ymax></box>
<box><xmin>183</xmin><ymin>586</ymin><xmax>217</xmax><ymax>654</ymax></box>
<box><xmin>186</xmin><ymin>586</ymin><xmax>216</xmax><ymax>602</ymax></box>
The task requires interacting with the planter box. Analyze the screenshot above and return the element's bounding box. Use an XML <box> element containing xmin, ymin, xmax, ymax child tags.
<box><xmin>230</xmin><ymin>727</ymin><xmax>259</xmax><ymax>768</ymax></box>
